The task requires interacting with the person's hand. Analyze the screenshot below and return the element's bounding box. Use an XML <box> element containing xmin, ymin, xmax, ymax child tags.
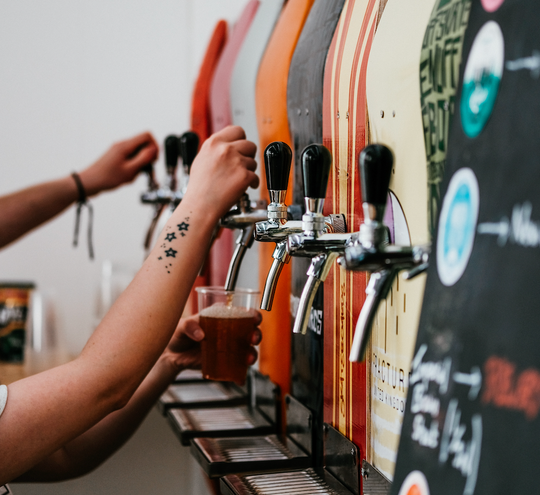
<box><xmin>184</xmin><ymin>126</ymin><xmax>259</xmax><ymax>220</ymax></box>
<box><xmin>78</xmin><ymin>132</ymin><xmax>159</xmax><ymax>197</ymax></box>
<box><xmin>161</xmin><ymin>311</ymin><xmax>263</xmax><ymax>374</ymax></box>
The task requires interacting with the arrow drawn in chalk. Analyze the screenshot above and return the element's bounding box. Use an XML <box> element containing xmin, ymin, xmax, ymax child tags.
<box><xmin>453</xmin><ymin>367</ymin><xmax>482</xmax><ymax>400</ymax></box>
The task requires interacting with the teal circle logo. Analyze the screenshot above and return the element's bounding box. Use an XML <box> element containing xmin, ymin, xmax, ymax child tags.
<box><xmin>461</xmin><ymin>21</ymin><xmax>504</xmax><ymax>138</ymax></box>
<box><xmin>437</xmin><ymin>168</ymin><xmax>479</xmax><ymax>286</ymax></box>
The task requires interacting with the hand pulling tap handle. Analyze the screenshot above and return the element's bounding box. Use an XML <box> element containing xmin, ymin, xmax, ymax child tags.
<box><xmin>179</xmin><ymin>131</ymin><xmax>199</xmax><ymax>174</ymax></box>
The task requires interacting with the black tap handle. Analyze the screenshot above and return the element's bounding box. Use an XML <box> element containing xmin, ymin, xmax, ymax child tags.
<box><xmin>179</xmin><ymin>131</ymin><xmax>199</xmax><ymax>174</ymax></box>
<box><xmin>264</xmin><ymin>142</ymin><xmax>292</xmax><ymax>192</ymax></box>
<box><xmin>164</xmin><ymin>135</ymin><xmax>180</xmax><ymax>173</ymax></box>
<box><xmin>359</xmin><ymin>144</ymin><xmax>393</xmax><ymax>206</ymax></box>
<box><xmin>301</xmin><ymin>144</ymin><xmax>332</xmax><ymax>199</ymax></box>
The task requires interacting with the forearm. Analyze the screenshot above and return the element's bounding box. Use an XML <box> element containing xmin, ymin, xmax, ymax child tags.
<box><xmin>0</xmin><ymin>175</ymin><xmax>78</xmax><ymax>248</ymax></box>
<box><xmin>16</xmin><ymin>357</ymin><xmax>179</xmax><ymax>482</ymax></box>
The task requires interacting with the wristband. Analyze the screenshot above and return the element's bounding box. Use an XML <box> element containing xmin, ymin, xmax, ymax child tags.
<box><xmin>71</xmin><ymin>172</ymin><xmax>94</xmax><ymax>260</ymax></box>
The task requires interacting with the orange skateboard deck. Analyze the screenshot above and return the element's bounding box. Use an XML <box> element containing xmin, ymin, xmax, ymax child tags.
<box><xmin>255</xmin><ymin>0</ymin><xmax>315</xmax><ymax>408</ymax></box>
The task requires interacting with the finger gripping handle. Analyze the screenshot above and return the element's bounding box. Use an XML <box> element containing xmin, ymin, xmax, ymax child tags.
<box><xmin>165</xmin><ymin>135</ymin><xmax>180</xmax><ymax>169</ymax></box>
<box><xmin>180</xmin><ymin>131</ymin><xmax>200</xmax><ymax>173</ymax></box>
<box><xmin>264</xmin><ymin>142</ymin><xmax>292</xmax><ymax>192</ymax></box>
<box><xmin>359</xmin><ymin>144</ymin><xmax>394</xmax><ymax>206</ymax></box>
<box><xmin>302</xmin><ymin>144</ymin><xmax>332</xmax><ymax>199</ymax></box>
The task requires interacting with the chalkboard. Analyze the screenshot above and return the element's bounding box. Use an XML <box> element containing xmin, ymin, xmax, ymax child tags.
<box><xmin>391</xmin><ymin>0</ymin><xmax>540</xmax><ymax>493</ymax></box>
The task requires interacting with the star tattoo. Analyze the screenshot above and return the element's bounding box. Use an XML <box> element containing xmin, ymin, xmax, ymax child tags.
<box><xmin>165</xmin><ymin>248</ymin><xmax>177</xmax><ymax>258</ymax></box>
<box><xmin>177</xmin><ymin>222</ymin><xmax>189</xmax><ymax>232</ymax></box>
<box><xmin>165</xmin><ymin>232</ymin><xmax>177</xmax><ymax>242</ymax></box>
<box><xmin>158</xmin><ymin>256</ymin><xmax>162</xmax><ymax>260</ymax></box>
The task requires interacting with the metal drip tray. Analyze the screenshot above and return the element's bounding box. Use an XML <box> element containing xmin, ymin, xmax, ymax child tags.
<box><xmin>191</xmin><ymin>435</ymin><xmax>310</xmax><ymax>478</ymax></box>
<box><xmin>221</xmin><ymin>468</ymin><xmax>355</xmax><ymax>495</ymax></box>
<box><xmin>158</xmin><ymin>382</ymin><xmax>247</xmax><ymax>414</ymax></box>
<box><xmin>168</xmin><ymin>405</ymin><xmax>275</xmax><ymax>446</ymax></box>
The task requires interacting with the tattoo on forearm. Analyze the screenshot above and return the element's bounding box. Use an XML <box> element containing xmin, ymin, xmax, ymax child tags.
<box><xmin>157</xmin><ymin>217</ymin><xmax>191</xmax><ymax>274</ymax></box>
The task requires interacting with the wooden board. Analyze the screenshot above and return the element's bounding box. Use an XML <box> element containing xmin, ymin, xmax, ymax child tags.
<box><xmin>209</xmin><ymin>0</ymin><xmax>260</xmax><ymax>288</ymax></box>
<box><xmin>321</xmin><ymin>0</ymin><xmax>379</xmax><ymax>470</ymax></box>
<box><xmin>364</xmin><ymin>0</ymin><xmax>434</xmax><ymax>481</ymax></box>
<box><xmin>255</xmin><ymin>0</ymin><xmax>315</xmax><ymax>412</ymax></box>
<box><xmin>229</xmin><ymin>0</ymin><xmax>284</xmax><ymax>292</ymax></box>
<box><xmin>286</xmin><ymin>0</ymin><xmax>346</xmax><ymax>466</ymax></box>
<box><xmin>391</xmin><ymin>0</ymin><xmax>540</xmax><ymax>492</ymax></box>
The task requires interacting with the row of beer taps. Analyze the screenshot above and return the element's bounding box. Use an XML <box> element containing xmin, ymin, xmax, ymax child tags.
<box><xmin>141</xmin><ymin>133</ymin><xmax>430</xmax><ymax>363</ymax></box>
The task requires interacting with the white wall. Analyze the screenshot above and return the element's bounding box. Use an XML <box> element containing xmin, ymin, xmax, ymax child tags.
<box><xmin>0</xmin><ymin>1</ymin><xmax>249</xmax><ymax>493</ymax></box>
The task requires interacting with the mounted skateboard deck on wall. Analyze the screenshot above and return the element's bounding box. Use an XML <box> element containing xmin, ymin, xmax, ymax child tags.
<box><xmin>254</xmin><ymin>0</ymin><xmax>315</xmax><ymax>405</ymax></box>
<box><xmin>391</xmin><ymin>0</ymin><xmax>540</xmax><ymax>493</ymax></box>
<box><xmin>209</xmin><ymin>0</ymin><xmax>259</xmax><ymax>288</ymax></box>
<box><xmin>229</xmin><ymin>0</ymin><xmax>284</xmax><ymax>292</ymax></box>
<box><xmin>364</xmin><ymin>0</ymin><xmax>434</xmax><ymax>482</ymax></box>
<box><xmin>286</xmin><ymin>0</ymin><xmax>346</xmax><ymax>466</ymax></box>
<box><xmin>321</xmin><ymin>0</ymin><xmax>379</xmax><ymax>475</ymax></box>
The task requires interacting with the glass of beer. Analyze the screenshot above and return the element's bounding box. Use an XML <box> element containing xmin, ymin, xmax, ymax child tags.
<box><xmin>195</xmin><ymin>286</ymin><xmax>259</xmax><ymax>384</ymax></box>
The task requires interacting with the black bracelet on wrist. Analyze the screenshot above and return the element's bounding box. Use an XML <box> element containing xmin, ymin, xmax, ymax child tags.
<box><xmin>71</xmin><ymin>172</ymin><xmax>94</xmax><ymax>260</ymax></box>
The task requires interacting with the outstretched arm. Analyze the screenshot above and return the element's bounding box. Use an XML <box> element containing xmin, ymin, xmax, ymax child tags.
<box><xmin>0</xmin><ymin>132</ymin><xmax>158</xmax><ymax>249</ymax></box>
<box><xmin>16</xmin><ymin>313</ymin><xmax>262</xmax><ymax>481</ymax></box>
<box><xmin>0</xmin><ymin>126</ymin><xmax>258</xmax><ymax>485</ymax></box>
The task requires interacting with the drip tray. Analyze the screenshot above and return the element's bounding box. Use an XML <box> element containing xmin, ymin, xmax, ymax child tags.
<box><xmin>158</xmin><ymin>381</ymin><xmax>247</xmax><ymax>414</ymax></box>
<box><xmin>221</xmin><ymin>468</ymin><xmax>355</xmax><ymax>495</ymax></box>
<box><xmin>192</xmin><ymin>434</ymin><xmax>310</xmax><ymax>478</ymax></box>
<box><xmin>168</xmin><ymin>405</ymin><xmax>275</xmax><ymax>446</ymax></box>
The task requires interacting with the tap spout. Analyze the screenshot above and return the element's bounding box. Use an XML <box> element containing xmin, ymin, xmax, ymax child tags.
<box><xmin>349</xmin><ymin>269</ymin><xmax>395</xmax><ymax>362</ymax></box>
<box><xmin>224</xmin><ymin>224</ymin><xmax>256</xmax><ymax>291</ymax></box>
<box><xmin>260</xmin><ymin>241</ymin><xmax>290</xmax><ymax>311</ymax></box>
<box><xmin>293</xmin><ymin>252</ymin><xmax>339</xmax><ymax>334</ymax></box>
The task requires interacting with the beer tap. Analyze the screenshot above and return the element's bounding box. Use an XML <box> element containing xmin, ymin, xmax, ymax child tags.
<box><xmin>174</xmin><ymin>131</ymin><xmax>199</xmax><ymax>206</ymax></box>
<box><xmin>339</xmin><ymin>144</ymin><xmax>430</xmax><ymax>362</ymax></box>
<box><xmin>286</xmin><ymin>144</ymin><xmax>349</xmax><ymax>335</ymax></box>
<box><xmin>141</xmin><ymin>135</ymin><xmax>180</xmax><ymax>250</ymax></box>
<box><xmin>255</xmin><ymin>142</ymin><xmax>345</xmax><ymax>311</ymax></box>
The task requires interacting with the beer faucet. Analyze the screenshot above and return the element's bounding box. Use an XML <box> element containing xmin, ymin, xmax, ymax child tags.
<box><xmin>339</xmin><ymin>144</ymin><xmax>430</xmax><ymax>362</ymax></box>
<box><xmin>255</xmin><ymin>142</ymin><xmax>345</xmax><ymax>311</ymax></box>
<box><xmin>141</xmin><ymin>135</ymin><xmax>180</xmax><ymax>249</ymax></box>
<box><xmin>174</xmin><ymin>131</ymin><xmax>199</xmax><ymax>206</ymax></box>
<box><xmin>286</xmin><ymin>144</ymin><xmax>349</xmax><ymax>335</ymax></box>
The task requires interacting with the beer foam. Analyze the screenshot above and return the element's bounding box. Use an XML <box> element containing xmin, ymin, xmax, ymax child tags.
<box><xmin>200</xmin><ymin>303</ymin><xmax>253</xmax><ymax>319</ymax></box>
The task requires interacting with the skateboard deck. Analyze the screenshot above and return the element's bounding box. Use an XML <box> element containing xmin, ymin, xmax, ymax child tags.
<box><xmin>188</xmin><ymin>20</ymin><xmax>228</xmax><ymax>314</ymax></box>
<box><xmin>287</xmin><ymin>0</ymin><xmax>346</xmax><ymax>465</ymax></box>
<box><xmin>391</xmin><ymin>1</ymin><xmax>540</xmax><ymax>493</ymax></box>
<box><xmin>254</xmin><ymin>0</ymin><xmax>315</xmax><ymax>406</ymax></box>
<box><xmin>321</xmin><ymin>0</ymin><xmax>379</xmax><ymax>470</ymax></box>
<box><xmin>209</xmin><ymin>0</ymin><xmax>260</xmax><ymax>288</ymax></box>
<box><xmin>364</xmin><ymin>0</ymin><xmax>435</xmax><ymax>481</ymax></box>
<box><xmin>229</xmin><ymin>0</ymin><xmax>284</xmax><ymax>292</ymax></box>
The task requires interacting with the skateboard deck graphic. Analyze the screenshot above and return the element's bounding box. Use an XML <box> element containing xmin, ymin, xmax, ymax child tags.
<box><xmin>365</xmin><ymin>0</ymin><xmax>434</xmax><ymax>481</ymax></box>
<box><xmin>254</xmin><ymin>0</ymin><xmax>314</xmax><ymax>405</ymax></box>
<box><xmin>321</xmin><ymin>0</ymin><xmax>379</xmax><ymax>465</ymax></box>
<box><xmin>229</xmin><ymin>0</ymin><xmax>284</xmax><ymax>292</ymax></box>
<box><xmin>287</xmin><ymin>0</ymin><xmax>346</xmax><ymax>465</ymax></box>
<box><xmin>209</xmin><ymin>0</ymin><xmax>259</xmax><ymax>288</ymax></box>
<box><xmin>391</xmin><ymin>1</ymin><xmax>540</xmax><ymax>493</ymax></box>
<box><xmin>420</xmin><ymin>0</ymin><xmax>472</xmax><ymax>238</ymax></box>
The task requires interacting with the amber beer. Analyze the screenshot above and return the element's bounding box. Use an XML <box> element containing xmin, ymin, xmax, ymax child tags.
<box><xmin>200</xmin><ymin>304</ymin><xmax>254</xmax><ymax>384</ymax></box>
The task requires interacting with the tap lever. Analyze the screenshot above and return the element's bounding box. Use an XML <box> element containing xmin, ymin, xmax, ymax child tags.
<box><xmin>302</xmin><ymin>144</ymin><xmax>332</xmax><ymax>202</ymax></box>
<box><xmin>360</xmin><ymin>144</ymin><xmax>394</xmax><ymax>215</ymax></box>
<box><xmin>264</xmin><ymin>142</ymin><xmax>292</xmax><ymax>222</ymax></box>
<box><xmin>179</xmin><ymin>131</ymin><xmax>199</xmax><ymax>175</ymax></box>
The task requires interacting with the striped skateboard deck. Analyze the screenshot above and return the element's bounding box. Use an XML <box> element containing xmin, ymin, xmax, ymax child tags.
<box><xmin>229</xmin><ymin>0</ymin><xmax>284</xmax><ymax>292</ymax></box>
<box><xmin>321</xmin><ymin>0</ymin><xmax>379</xmax><ymax>472</ymax></box>
<box><xmin>392</xmin><ymin>0</ymin><xmax>540</xmax><ymax>492</ymax></box>
<box><xmin>287</xmin><ymin>0</ymin><xmax>346</xmax><ymax>465</ymax></box>
<box><xmin>364</xmin><ymin>0</ymin><xmax>435</xmax><ymax>481</ymax></box>
<box><xmin>209</xmin><ymin>0</ymin><xmax>259</xmax><ymax>288</ymax></box>
<box><xmin>254</xmin><ymin>0</ymin><xmax>315</xmax><ymax>408</ymax></box>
